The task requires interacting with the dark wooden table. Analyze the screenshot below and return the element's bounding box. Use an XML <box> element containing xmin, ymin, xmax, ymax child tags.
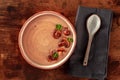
<box><xmin>0</xmin><ymin>0</ymin><xmax>120</xmax><ymax>80</ymax></box>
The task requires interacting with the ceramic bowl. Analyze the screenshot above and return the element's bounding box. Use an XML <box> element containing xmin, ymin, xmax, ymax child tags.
<box><xmin>18</xmin><ymin>11</ymin><xmax>76</xmax><ymax>69</ymax></box>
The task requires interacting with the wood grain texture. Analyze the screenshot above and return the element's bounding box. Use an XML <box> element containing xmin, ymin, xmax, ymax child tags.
<box><xmin>0</xmin><ymin>0</ymin><xmax>120</xmax><ymax>80</ymax></box>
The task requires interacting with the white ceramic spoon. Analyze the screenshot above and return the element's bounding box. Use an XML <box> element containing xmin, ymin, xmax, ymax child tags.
<box><xmin>83</xmin><ymin>14</ymin><xmax>101</xmax><ymax>66</ymax></box>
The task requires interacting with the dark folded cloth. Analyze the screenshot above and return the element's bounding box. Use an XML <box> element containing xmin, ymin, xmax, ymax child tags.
<box><xmin>67</xmin><ymin>6</ymin><xmax>113</xmax><ymax>79</ymax></box>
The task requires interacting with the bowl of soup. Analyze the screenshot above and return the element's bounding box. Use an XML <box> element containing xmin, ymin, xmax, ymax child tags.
<box><xmin>18</xmin><ymin>11</ymin><xmax>76</xmax><ymax>69</ymax></box>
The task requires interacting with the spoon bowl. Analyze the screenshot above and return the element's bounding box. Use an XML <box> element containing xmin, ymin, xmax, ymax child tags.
<box><xmin>87</xmin><ymin>14</ymin><xmax>101</xmax><ymax>35</ymax></box>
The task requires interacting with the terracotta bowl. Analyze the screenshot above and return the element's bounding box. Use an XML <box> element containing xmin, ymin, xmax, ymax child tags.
<box><xmin>18</xmin><ymin>11</ymin><xmax>76</xmax><ymax>69</ymax></box>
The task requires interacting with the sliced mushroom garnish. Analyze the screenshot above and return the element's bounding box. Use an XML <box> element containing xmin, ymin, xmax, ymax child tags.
<box><xmin>58</xmin><ymin>42</ymin><xmax>64</xmax><ymax>47</ymax></box>
<box><xmin>57</xmin><ymin>48</ymin><xmax>65</xmax><ymax>56</ymax></box>
<box><xmin>63</xmin><ymin>27</ymin><xmax>71</xmax><ymax>36</ymax></box>
<box><xmin>53</xmin><ymin>30</ymin><xmax>62</xmax><ymax>39</ymax></box>
<box><xmin>57</xmin><ymin>48</ymin><xmax>66</xmax><ymax>52</ymax></box>
<box><xmin>48</xmin><ymin>50</ymin><xmax>59</xmax><ymax>61</ymax></box>
<box><xmin>58</xmin><ymin>37</ymin><xmax>70</xmax><ymax>48</ymax></box>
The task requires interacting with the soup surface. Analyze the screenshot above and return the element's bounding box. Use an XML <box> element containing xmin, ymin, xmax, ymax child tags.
<box><xmin>22</xmin><ymin>14</ymin><xmax>73</xmax><ymax>65</ymax></box>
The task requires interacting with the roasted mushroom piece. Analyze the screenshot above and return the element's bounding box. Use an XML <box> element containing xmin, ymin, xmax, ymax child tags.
<box><xmin>48</xmin><ymin>50</ymin><xmax>59</xmax><ymax>61</ymax></box>
<box><xmin>63</xmin><ymin>27</ymin><xmax>71</xmax><ymax>36</ymax></box>
<box><xmin>53</xmin><ymin>24</ymin><xmax>63</xmax><ymax>39</ymax></box>
<box><xmin>58</xmin><ymin>37</ymin><xmax>70</xmax><ymax>48</ymax></box>
<box><xmin>53</xmin><ymin>30</ymin><xmax>62</xmax><ymax>39</ymax></box>
<box><xmin>57</xmin><ymin>48</ymin><xmax>66</xmax><ymax>52</ymax></box>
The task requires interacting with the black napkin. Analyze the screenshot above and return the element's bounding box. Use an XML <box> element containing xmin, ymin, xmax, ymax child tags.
<box><xmin>67</xmin><ymin>6</ymin><xmax>113</xmax><ymax>79</ymax></box>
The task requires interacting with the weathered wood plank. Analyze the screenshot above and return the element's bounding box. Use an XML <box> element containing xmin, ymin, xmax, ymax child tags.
<box><xmin>0</xmin><ymin>0</ymin><xmax>120</xmax><ymax>80</ymax></box>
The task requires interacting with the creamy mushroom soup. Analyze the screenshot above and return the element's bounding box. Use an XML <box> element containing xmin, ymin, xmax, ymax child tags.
<box><xmin>22</xmin><ymin>15</ymin><xmax>73</xmax><ymax>65</ymax></box>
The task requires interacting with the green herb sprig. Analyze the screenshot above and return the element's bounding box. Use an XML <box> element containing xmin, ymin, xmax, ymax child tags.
<box><xmin>53</xmin><ymin>52</ymin><xmax>59</xmax><ymax>59</ymax></box>
<box><xmin>67</xmin><ymin>37</ymin><xmax>73</xmax><ymax>42</ymax></box>
<box><xmin>56</xmin><ymin>24</ymin><xmax>62</xmax><ymax>30</ymax></box>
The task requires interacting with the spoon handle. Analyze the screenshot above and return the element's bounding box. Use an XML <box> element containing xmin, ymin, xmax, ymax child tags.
<box><xmin>83</xmin><ymin>36</ymin><xmax>93</xmax><ymax>66</ymax></box>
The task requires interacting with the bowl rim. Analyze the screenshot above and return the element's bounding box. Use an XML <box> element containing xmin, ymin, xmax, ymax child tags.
<box><xmin>18</xmin><ymin>11</ymin><xmax>76</xmax><ymax>69</ymax></box>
